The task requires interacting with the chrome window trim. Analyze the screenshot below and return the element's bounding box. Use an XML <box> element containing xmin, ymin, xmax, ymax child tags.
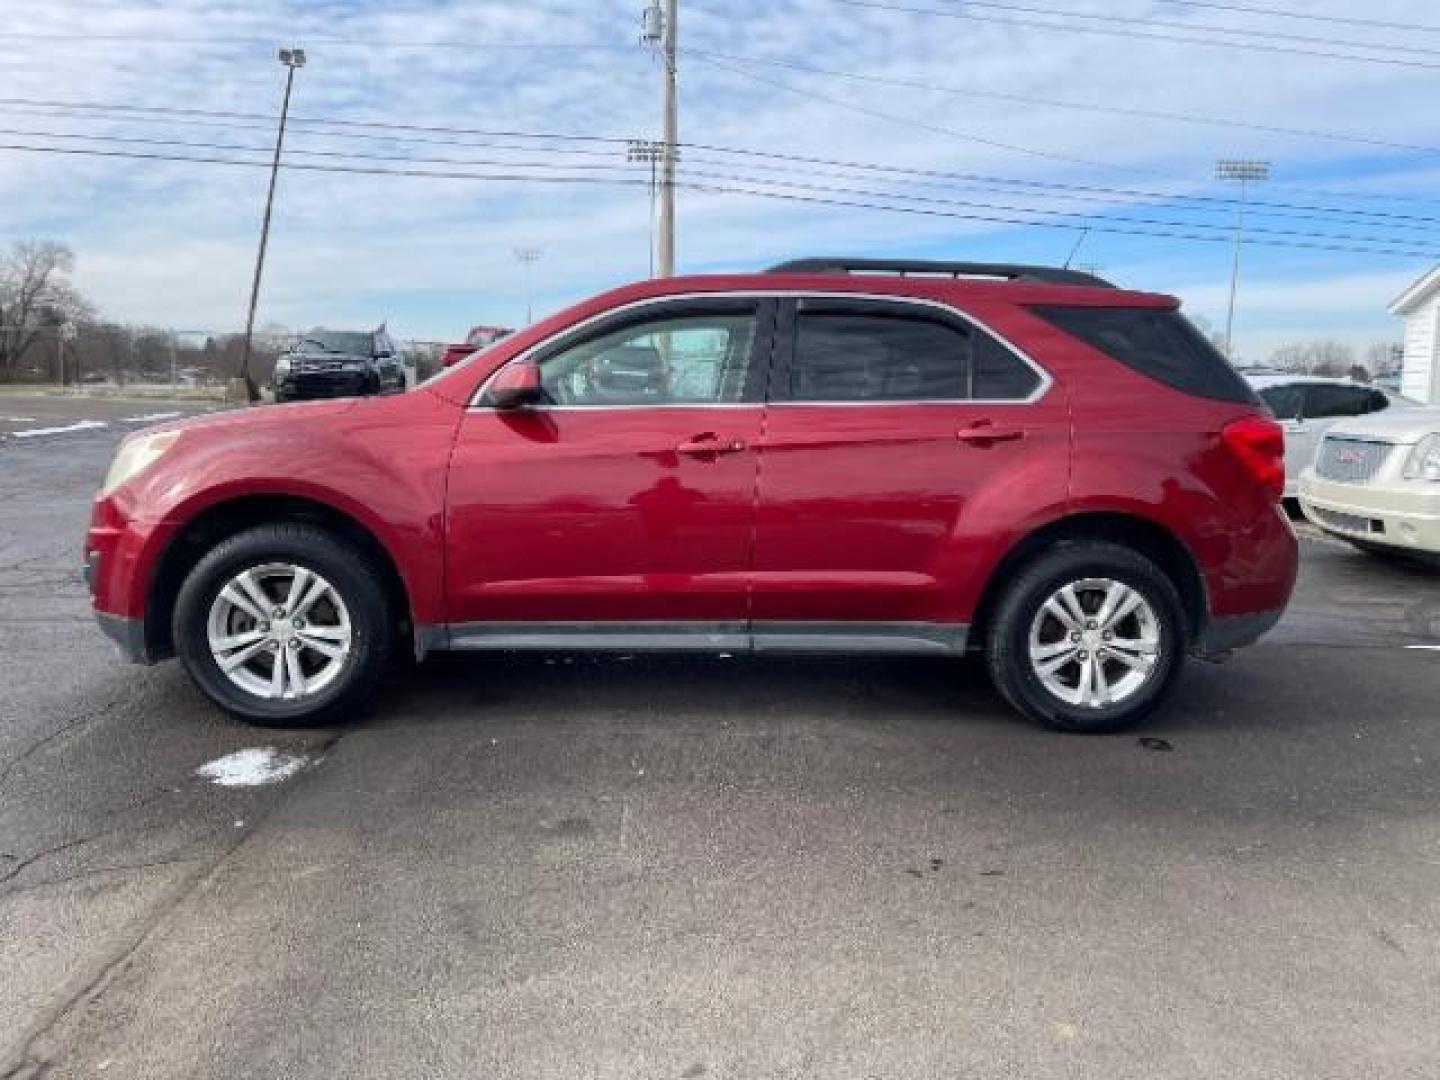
<box><xmin>467</xmin><ymin>290</ymin><xmax>1053</xmax><ymax>410</ymax></box>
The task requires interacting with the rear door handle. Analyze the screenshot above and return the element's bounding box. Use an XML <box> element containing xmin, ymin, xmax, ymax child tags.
<box><xmin>676</xmin><ymin>433</ymin><xmax>747</xmax><ymax>457</ymax></box>
<box><xmin>956</xmin><ymin>421</ymin><xmax>1024</xmax><ymax>445</ymax></box>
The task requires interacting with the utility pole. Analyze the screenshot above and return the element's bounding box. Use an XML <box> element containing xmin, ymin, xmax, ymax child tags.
<box><xmin>514</xmin><ymin>247</ymin><xmax>542</xmax><ymax>324</ymax></box>
<box><xmin>1216</xmin><ymin>159</ymin><xmax>1270</xmax><ymax>362</ymax></box>
<box><xmin>642</xmin><ymin>0</ymin><xmax>678</xmax><ymax>277</ymax></box>
<box><xmin>236</xmin><ymin>47</ymin><xmax>305</xmax><ymax>404</ymax></box>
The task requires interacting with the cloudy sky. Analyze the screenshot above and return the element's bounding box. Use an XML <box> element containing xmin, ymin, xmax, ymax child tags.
<box><xmin>2</xmin><ymin>0</ymin><xmax>1439</xmax><ymax>362</ymax></box>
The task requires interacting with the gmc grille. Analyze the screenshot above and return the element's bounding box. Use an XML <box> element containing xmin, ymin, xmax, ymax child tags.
<box><xmin>1316</xmin><ymin>437</ymin><xmax>1392</xmax><ymax>484</ymax></box>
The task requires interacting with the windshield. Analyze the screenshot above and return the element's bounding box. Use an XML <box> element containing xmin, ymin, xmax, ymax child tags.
<box><xmin>294</xmin><ymin>331</ymin><xmax>374</xmax><ymax>355</ymax></box>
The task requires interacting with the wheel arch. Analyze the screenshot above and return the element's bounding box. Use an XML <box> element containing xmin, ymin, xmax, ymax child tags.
<box><xmin>969</xmin><ymin>511</ymin><xmax>1209</xmax><ymax>650</ymax></box>
<box><xmin>144</xmin><ymin>493</ymin><xmax>413</xmax><ymax>661</ymax></box>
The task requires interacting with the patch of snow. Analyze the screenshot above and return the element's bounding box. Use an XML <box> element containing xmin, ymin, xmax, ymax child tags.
<box><xmin>5</xmin><ymin>416</ymin><xmax>38</xmax><ymax>422</ymax></box>
<box><xmin>196</xmin><ymin>747</ymin><xmax>310</xmax><ymax>788</ymax></box>
<box><xmin>12</xmin><ymin>420</ymin><xmax>109</xmax><ymax>438</ymax></box>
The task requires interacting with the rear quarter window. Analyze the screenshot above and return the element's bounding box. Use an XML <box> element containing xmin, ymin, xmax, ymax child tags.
<box><xmin>1029</xmin><ymin>305</ymin><xmax>1259</xmax><ymax>405</ymax></box>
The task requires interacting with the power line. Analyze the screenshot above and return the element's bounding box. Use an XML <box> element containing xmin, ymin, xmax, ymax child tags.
<box><xmin>917</xmin><ymin>0</ymin><xmax>1440</xmax><ymax>57</ymax></box>
<box><xmin>1155</xmin><ymin>0</ymin><xmax>1440</xmax><ymax>35</ymax></box>
<box><xmin>0</xmin><ymin>31</ymin><xmax>632</xmax><ymax>52</ymax></box>
<box><xmin>832</xmin><ymin>0</ymin><xmax>1440</xmax><ymax>71</ymax></box>
<box><xmin>691</xmin><ymin>52</ymin><xmax>1167</xmax><ymax>177</ymax></box>
<box><xmin>9</xmin><ymin>90</ymin><xmax>1440</xmax><ymax>220</ymax></box>
<box><xmin>14</xmin><ymin>120</ymin><xmax>1440</xmax><ymax>235</ymax></box>
<box><xmin>3</xmin><ymin>138</ymin><xmax>1438</xmax><ymax>259</ymax></box>
<box><xmin>687</xmin><ymin>47</ymin><xmax>1440</xmax><ymax>158</ymax></box>
<box><xmin>691</xmin><ymin>52</ymin><xmax>1440</xmax><ymax>220</ymax></box>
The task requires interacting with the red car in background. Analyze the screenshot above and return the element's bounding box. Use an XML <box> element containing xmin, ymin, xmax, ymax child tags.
<box><xmin>85</xmin><ymin>258</ymin><xmax>1295</xmax><ymax>733</ymax></box>
<box><xmin>440</xmin><ymin>325</ymin><xmax>513</xmax><ymax>369</ymax></box>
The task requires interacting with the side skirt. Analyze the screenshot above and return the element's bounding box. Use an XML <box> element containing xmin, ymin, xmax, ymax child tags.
<box><xmin>419</xmin><ymin>621</ymin><xmax>969</xmax><ymax>659</ymax></box>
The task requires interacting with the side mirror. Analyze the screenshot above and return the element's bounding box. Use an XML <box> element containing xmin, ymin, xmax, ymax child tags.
<box><xmin>486</xmin><ymin>361</ymin><xmax>544</xmax><ymax>410</ymax></box>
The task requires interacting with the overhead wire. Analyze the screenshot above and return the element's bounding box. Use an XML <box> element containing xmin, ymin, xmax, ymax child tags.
<box><xmin>3</xmin><ymin>138</ymin><xmax>1438</xmax><ymax>260</ymax></box>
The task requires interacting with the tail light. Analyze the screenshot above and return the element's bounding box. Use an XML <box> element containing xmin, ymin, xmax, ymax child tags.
<box><xmin>1222</xmin><ymin>415</ymin><xmax>1285</xmax><ymax>502</ymax></box>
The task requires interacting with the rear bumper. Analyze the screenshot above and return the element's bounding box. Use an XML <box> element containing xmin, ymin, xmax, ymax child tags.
<box><xmin>1196</xmin><ymin>607</ymin><xmax>1285</xmax><ymax>657</ymax></box>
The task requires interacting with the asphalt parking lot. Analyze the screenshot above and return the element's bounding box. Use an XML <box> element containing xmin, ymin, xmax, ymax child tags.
<box><xmin>2</xmin><ymin>393</ymin><xmax>1438</xmax><ymax>1079</ymax></box>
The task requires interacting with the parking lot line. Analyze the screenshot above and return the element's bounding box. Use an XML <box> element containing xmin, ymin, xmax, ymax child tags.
<box><xmin>11</xmin><ymin>420</ymin><xmax>110</xmax><ymax>438</ymax></box>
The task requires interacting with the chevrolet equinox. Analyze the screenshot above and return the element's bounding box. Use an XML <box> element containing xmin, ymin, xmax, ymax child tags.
<box><xmin>86</xmin><ymin>258</ymin><xmax>1297</xmax><ymax>732</ymax></box>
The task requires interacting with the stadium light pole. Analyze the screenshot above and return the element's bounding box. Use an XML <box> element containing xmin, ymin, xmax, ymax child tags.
<box><xmin>1216</xmin><ymin>158</ymin><xmax>1271</xmax><ymax>362</ymax></box>
<box><xmin>237</xmin><ymin>47</ymin><xmax>306</xmax><ymax>403</ymax></box>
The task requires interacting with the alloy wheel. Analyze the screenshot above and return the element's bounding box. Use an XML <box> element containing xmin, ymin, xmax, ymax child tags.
<box><xmin>1027</xmin><ymin>576</ymin><xmax>1161</xmax><ymax>709</ymax></box>
<box><xmin>206</xmin><ymin>562</ymin><xmax>353</xmax><ymax>700</ymax></box>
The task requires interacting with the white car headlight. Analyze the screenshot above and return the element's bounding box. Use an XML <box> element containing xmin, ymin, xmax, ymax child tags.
<box><xmin>1402</xmin><ymin>434</ymin><xmax>1440</xmax><ymax>482</ymax></box>
<box><xmin>274</xmin><ymin>355</ymin><xmax>293</xmax><ymax>375</ymax></box>
<box><xmin>101</xmin><ymin>431</ymin><xmax>180</xmax><ymax>496</ymax></box>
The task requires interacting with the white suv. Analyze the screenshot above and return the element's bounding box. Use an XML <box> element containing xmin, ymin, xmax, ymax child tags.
<box><xmin>1247</xmin><ymin>375</ymin><xmax>1415</xmax><ymax>499</ymax></box>
<box><xmin>1299</xmin><ymin>407</ymin><xmax>1440</xmax><ymax>558</ymax></box>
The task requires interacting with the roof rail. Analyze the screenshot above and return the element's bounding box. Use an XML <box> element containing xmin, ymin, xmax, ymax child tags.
<box><xmin>766</xmin><ymin>257</ymin><xmax>1114</xmax><ymax>288</ymax></box>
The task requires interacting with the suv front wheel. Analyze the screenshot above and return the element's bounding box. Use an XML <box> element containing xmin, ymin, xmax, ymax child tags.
<box><xmin>985</xmin><ymin>542</ymin><xmax>1186</xmax><ymax>733</ymax></box>
<box><xmin>172</xmin><ymin>523</ymin><xmax>393</xmax><ymax>725</ymax></box>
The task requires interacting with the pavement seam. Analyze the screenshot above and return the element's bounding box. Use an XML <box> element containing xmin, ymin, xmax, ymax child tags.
<box><xmin>0</xmin><ymin>729</ymin><xmax>349</xmax><ymax>1080</ymax></box>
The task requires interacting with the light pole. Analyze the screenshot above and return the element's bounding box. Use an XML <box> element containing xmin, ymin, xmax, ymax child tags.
<box><xmin>514</xmin><ymin>247</ymin><xmax>542</xmax><ymax>324</ymax></box>
<box><xmin>237</xmin><ymin>46</ymin><xmax>305</xmax><ymax>403</ymax></box>
<box><xmin>1216</xmin><ymin>158</ymin><xmax>1270</xmax><ymax>362</ymax></box>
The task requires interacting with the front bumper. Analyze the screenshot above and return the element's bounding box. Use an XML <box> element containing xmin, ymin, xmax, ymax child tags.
<box><xmin>1298</xmin><ymin>471</ymin><xmax>1440</xmax><ymax>554</ymax></box>
<box><xmin>275</xmin><ymin>371</ymin><xmax>374</xmax><ymax>399</ymax></box>
<box><xmin>85</xmin><ymin>495</ymin><xmax>174</xmax><ymax>664</ymax></box>
<box><xmin>96</xmin><ymin>610</ymin><xmax>151</xmax><ymax>664</ymax></box>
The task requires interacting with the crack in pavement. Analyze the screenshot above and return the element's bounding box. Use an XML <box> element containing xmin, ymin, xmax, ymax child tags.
<box><xmin>0</xmin><ymin>699</ymin><xmax>121</xmax><ymax>791</ymax></box>
<box><xmin>0</xmin><ymin>729</ymin><xmax>350</xmax><ymax>1079</ymax></box>
<box><xmin>0</xmin><ymin>856</ymin><xmax>210</xmax><ymax>900</ymax></box>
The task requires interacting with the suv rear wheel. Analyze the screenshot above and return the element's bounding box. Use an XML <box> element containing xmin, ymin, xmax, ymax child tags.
<box><xmin>172</xmin><ymin>523</ymin><xmax>393</xmax><ymax>726</ymax></box>
<box><xmin>985</xmin><ymin>541</ymin><xmax>1186</xmax><ymax>733</ymax></box>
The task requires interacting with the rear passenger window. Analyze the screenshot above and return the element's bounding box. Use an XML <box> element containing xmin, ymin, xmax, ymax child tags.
<box><xmin>971</xmin><ymin>332</ymin><xmax>1041</xmax><ymax>399</ymax></box>
<box><xmin>1030</xmin><ymin>305</ymin><xmax>1258</xmax><ymax>405</ymax></box>
<box><xmin>1258</xmin><ymin>384</ymin><xmax>1304</xmax><ymax>420</ymax></box>
<box><xmin>1304</xmin><ymin>384</ymin><xmax>1380</xmax><ymax>419</ymax></box>
<box><xmin>790</xmin><ymin>308</ymin><xmax>1039</xmax><ymax>402</ymax></box>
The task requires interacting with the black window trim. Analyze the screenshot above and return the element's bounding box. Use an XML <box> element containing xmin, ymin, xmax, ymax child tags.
<box><xmin>469</xmin><ymin>291</ymin><xmax>1052</xmax><ymax>410</ymax></box>
<box><xmin>769</xmin><ymin>295</ymin><xmax>1052</xmax><ymax>407</ymax></box>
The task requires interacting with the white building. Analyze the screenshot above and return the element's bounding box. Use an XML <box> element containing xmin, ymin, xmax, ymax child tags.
<box><xmin>1390</xmin><ymin>265</ymin><xmax>1440</xmax><ymax>404</ymax></box>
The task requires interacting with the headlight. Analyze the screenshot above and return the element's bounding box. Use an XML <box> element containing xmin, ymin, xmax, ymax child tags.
<box><xmin>274</xmin><ymin>356</ymin><xmax>292</xmax><ymax>375</ymax></box>
<box><xmin>342</xmin><ymin>359</ymin><xmax>366</xmax><ymax>371</ymax></box>
<box><xmin>101</xmin><ymin>431</ymin><xmax>180</xmax><ymax>496</ymax></box>
<box><xmin>1402</xmin><ymin>434</ymin><xmax>1440</xmax><ymax>482</ymax></box>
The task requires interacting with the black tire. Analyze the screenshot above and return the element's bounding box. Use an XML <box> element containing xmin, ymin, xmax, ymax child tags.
<box><xmin>984</xmin><ymin>541</ymin><xmax>1187</xmax><ymax>733</ymax></box>
<box><xmin>172</xmin><ymin>523</ymin><xmax>393</xmax><ymax>726</ymax></box>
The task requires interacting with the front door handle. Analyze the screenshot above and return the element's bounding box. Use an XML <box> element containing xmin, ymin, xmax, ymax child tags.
<box><xmin>956</xmin><ymin>421</ymin><xmax>1024</xmax><ymax>445</ymax></box>
<box><xmin>676</xmin><ymin>433</ymin><xmax>747</xmax><ymax>458</ymax></box>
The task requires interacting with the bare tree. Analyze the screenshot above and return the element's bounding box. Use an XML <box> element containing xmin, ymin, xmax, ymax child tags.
<box><xmin>1365</xmin><ymin>342</ymin><xmax>1403</xmax><ymax>377</ymax></box>
<box><xmin>0</xmin><ymin>240</ymin><xmax>94</xmax><ymax>381</ymax></box>
<box><xmin>1267</xmin><ymin>340</ymin><xmax>1357</xmax><ymax>377</ymax></box>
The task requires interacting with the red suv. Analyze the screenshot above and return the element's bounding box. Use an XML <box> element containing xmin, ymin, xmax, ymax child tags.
<box><xmin>86</xmin><ymin>258</ymin><xmax>1295</xmax><ymax>732</ymax></box>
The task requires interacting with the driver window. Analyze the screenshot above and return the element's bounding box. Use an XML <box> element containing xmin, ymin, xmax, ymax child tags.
<box><xmin>540</xmin><ymin>311</ymin><xmax>758</xmax><ymax>407</ymax></box>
